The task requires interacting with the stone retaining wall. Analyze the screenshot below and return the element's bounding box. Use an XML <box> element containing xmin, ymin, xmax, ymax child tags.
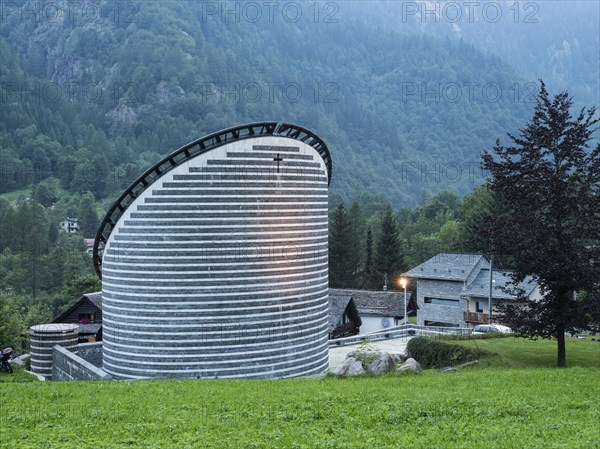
<box><xmin>77</xmin><ymin>342</ymin><xmax>103</xmax><ymax>368</ymax></box>
<box><xmin>52</xmin><ymin>345</ymin><xmax>111</xmax><ymax>381</ymax></box>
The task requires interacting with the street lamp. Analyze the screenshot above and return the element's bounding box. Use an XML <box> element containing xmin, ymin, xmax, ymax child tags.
<box><xmin>399</xmin><ymin>278</ymin><xmax>408</xmax><ymax>325</ymax></box>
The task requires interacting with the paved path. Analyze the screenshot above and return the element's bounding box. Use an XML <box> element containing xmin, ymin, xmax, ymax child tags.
<box><xmin>328</xmin><ymin>336</ymin><xmax>413</xmax><ymax>372</ymax></box>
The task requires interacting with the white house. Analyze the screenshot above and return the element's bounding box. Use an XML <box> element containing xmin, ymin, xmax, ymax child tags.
<box><xmin>60</xmin><ymin>218</ymin><xmax>80</xmax><ymax>233</ymax></box>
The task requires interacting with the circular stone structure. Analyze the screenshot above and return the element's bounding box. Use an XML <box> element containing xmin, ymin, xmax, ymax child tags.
<box><xmin>29</xmin><ymin>324</ymin><xmax>79</xmax><ymax>379</ymax></box>
<box><xmin>95</xmin><ymin>123</ymin><xmax>331</xmax><ymax>379</ymax></box>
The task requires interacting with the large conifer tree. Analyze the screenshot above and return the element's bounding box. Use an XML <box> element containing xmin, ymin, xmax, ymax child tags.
<box><xmin>482</xmin><ymin>81</ymin><xmax>599</xmax><ymax>367</ymax></box>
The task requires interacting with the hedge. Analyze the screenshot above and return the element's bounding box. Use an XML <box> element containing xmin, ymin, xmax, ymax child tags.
<box><xmin>406</xmin><ymin>336</ymin><xmax>492</xmax><ymax>369</ymax></box>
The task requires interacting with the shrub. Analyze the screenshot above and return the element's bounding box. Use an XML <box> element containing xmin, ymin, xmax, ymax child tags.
<box><xmin>406</xmin><ymin>336</ymin><xmax>492</xmax><ymax>369</ymax></box>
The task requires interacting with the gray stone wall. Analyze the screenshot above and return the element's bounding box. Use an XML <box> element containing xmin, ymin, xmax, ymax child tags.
<box><xmin>52</xmin><ymin>345</ymin><xmax>111</xmax><ymax>381</ymax></box>
<box><xmin>416</xmin><ymin>279</ymin><xmax>467</xmax><ymax>327</ymax></box>
<box><xmin>77</xmin><ymin>342</ymin><xmax>103</xmax><ymax>368</ymax></box>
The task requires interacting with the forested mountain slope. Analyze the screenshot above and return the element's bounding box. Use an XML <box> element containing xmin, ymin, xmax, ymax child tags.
<box><xmin>1</xmin><ymin>1</ymin><xmax>538</xmax><ymax>206</ymax></box>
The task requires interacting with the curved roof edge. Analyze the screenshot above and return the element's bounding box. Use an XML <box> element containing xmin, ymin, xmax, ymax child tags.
<box><xmin>93</xmin><ymin>121</ymin><xmax>332</xmax><ymax>279</ymax></box>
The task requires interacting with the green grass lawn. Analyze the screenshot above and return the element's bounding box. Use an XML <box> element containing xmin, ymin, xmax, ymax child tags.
<box><xmin>0</xmin><ymin>338</ymin><xmax>598</xmax><ymax>449</ymax></box>
<box><xmin>446</xmin><ymin>335</ymin><xmax>600</xmax><ymax>368</ymax></box>
<box><xmin>0</xmin><ymin>364</ymin><xmax>37</xmax><ymax>383</ymax></box>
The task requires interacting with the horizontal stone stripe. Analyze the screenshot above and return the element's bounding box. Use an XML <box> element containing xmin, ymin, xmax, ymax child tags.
<box><xmin>101</xmin><ymin>257</ymin><xmax>327</xmax><ymax>273</ymax></box>
<box><xmin>108</xmin><ymin>236</ymin><xmax>327</xmax><ymax>247</ymax></box>
<box><xmin>102</xmin><ymin>296</ymin><xmax>326</xmax><ymax>319</ymax></box>
<box><xmin>103</xmin><ymin>253</ymin><xmax>327</xmax><ymax>265</ymax></box>
<box><xmin>102</xmin><ymin>265</ymin><xmax>326</xmax><ymax>281</ymax></box>
<box><xmin>101</xmin><ymin>275</ymin><xmax>328</xmax><ymax>294</ymax></box>
<box><xmin>116</xmin><ymin>223</ymin><xmax>327</xmax><ymax>233</ymax></box>
<box><xmin>102</xmin><ymin>343</ymin><xmax>327</xmax><ymax>371</ymax></box>
<box><xmin>206</xmin><ymin>159</ymin><xmax>321</xmax><ymax>168</ymax></box>
<box><xmin>102</xmin><ymin>312</ymin><xmax>328</xmax><ymax>340</ymax></box>
<box><xmin>103</xmin><ymin>352</ymin><xmax>328</xmax><ymax>379</ymax></box>
<box><xmin>102</xmin><ymin>255</ymin><xmax>327</xmax><ymax>267</ymax></box>
<box><xmin>101</xmin><ymin>308</ymin><xmax>328</xmax><ymax>332</ymax></box>
<box><xmin>189</xmin><ymin>166</ymin><xmax>323</xmax><ymax>175</ymax></box>
<box><xmin>226</xmin><ymin>152</ymin><xmax>313</xmax><ymax>160</ymax></box>
<box><xmin>30</xmin><ymin>343</ymin><xmax>78</xmax><ymax>351</ymax></box>
<box><xmin>112</xmin><ymin>232</ymin><xmax>327</xmax><ymax>242</ymax></box>
<box><xmin>144</xmin><ymin>197</ymin><xmax>328</xmax><ymax>204</ymax></box>
<box><xmin>136</xmin><ymin>203</ymin><xmax>327</xmax><ymax>211</ymax></box>
<box><xmin>102</xmin><ymin>285</ymin><xmax>326</xmax><ymax>304</ymax></box>
<box><xmin>252</xmin><ymin>145</ymin><xmax>300</xmax><ymax>153</ymax></box>
<box><xmin>152</xmin><ymin>190</ymin><xmax>327</xmax><ymax>198</ymax></box>
<box><xmin>101</xmin><ymin>264</ymin><xmax>326</xmax><ymax>280</ymax></box>
<box><xmin>102</xmin><ymin>256</ymin><xmax>328</xmax><ymax>271</ymax></box>
<box><xmin>101</xmin><ymin>270</ymin><xmax>327</xmax><ymax>288</ymax></box>
<box><xmin>111</xmin><ymin>230</ymin><xmax>327</xmax><ymax>245</ymax></box>
<box><xmin>172</xmin><ymin>174</ymin><xmax>328</xmax><ymax>183</ymax></box>
<box><xmin>102</xmin><ymin>337</ymin><xmax>326</xmax><ymax>363</ymax></box>
<box><xmin>103</xmin><ymin>324</ymin><xmax>327</xmax><ymax>350</ymax></box>
<box><xmin>129</xmin><ymin>211</ymin><xmax>328</xmax><ymax>219</ymax></box>
<box><xmin>101</xmin><ymin>308</ymin><xmax>328</xmax><ymax>329</ymax></box>
<box><xmin>206</xmin><ymin>160</ymin><xmax>322</xmax><ymax>169</ymax></box>
<box><xmin>101</xmin><ymin>275</ymin><xmax>326</xmax><ymax>293</ymax></box>
<box><xmin>102</xmin><ymin>298</ymin><xmax>327</xmax><ymax>318</ymax></box>
<box><xmin>117</xmin><ymin>221</ymin><xmax>328</xmax><ymax>233</ymax></box>
<box><xmin>101</xmin><ymin>288</ymin><xmax>326</xmax><ymax>305</ymax></box>
<box><xmin>164</xmin><ymin>181</ymin><xmax>324</xmax><ymax>189</ymax></box>
<box><xmin>122</xmin><ymin>217</ymin><xmax>327</xmax><ymax>227</ymax></box>
<box><xmin>102</xmin><ymin>348</ymin><xmax>329</xmax><ymax>376</ymax></box>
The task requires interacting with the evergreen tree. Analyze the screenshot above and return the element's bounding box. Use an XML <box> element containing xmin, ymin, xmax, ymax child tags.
<box><xmin>363</xmin><ymin>225</ymin><xmax>373</xmax><ymax>288</ymax></box>
<box><xmin>482</xmin><ymin>81</ymin><xmax>600</xmax><ymax>367</ymax></box>
<box><xmin>328</xmin><ymin>203</ymin><xmax>353</xmax><ymax>288</ymax></box>
<box><xmin>371</xmin><ymin>204</ymin><xmax>403</xmax><ymax>290</ymax></box>
<box><xmin>78</xmin><ymin>193</ymin><xmax>100</xmax><ymax>238</ymax></box>
<box><xmin>347</xmin><ymin>201</ymin><xmax>366</xmax><ymax>286</ymax></box>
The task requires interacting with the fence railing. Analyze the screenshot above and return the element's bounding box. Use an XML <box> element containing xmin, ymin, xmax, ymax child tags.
<box><xmin>328</xmin><ymin>323</ymin><xmax>471</xmax><ymax>347</ymax></box>
<box><xmin>464</xmin><ymin>311</ymin><xmax>489</xmax><ymax>323</ymax></box>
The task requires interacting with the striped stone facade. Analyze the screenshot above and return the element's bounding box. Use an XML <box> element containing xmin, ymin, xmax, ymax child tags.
<box><xmin>101</xmin><ymin>136</ymin><xmax>330</xmax><ymax>379</ymax></box>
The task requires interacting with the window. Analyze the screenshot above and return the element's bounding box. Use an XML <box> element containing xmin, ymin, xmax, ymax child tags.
<box><xmin>424</xmin><ymin>321</ymin><xmax>460</xmax><ymax>327</ymax></box>
<box><xmin>79</xmin><ymin>313</ymin><xmax>95</xmax><ymax>322</ymax></box>
<box><xmin>476</xmin><ymin>301</ymin><xmax>484</xmax><ymax>313</ymax></box>
<box><xmin>424</xmin><ymin>297</ymin><xmax>459</xmax><ymax>306</ymax></box>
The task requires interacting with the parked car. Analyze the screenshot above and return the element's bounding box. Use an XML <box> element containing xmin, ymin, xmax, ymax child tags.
<box><xmin>472</xmin><ymin>324</ymin><xmax>513</xmax><ymax>334</ymax></box>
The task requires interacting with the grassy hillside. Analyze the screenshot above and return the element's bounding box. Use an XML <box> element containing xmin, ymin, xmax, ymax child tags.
<box><xmin>0</xmin><ymin>338</ymin><xmax>598</xmax><ymax>449</ymax></box>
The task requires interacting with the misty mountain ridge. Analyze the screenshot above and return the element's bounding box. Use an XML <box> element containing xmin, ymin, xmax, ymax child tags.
<box><xmin>0</xmin><ymin>1</ymin><xmax>597</xmax><ymax>206</ymax></box>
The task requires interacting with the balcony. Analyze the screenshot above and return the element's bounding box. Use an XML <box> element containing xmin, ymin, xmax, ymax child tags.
<box><xmin>464</xmin><ymin>311</ymin><xmax>489</xmax><ymax>324</ymax></box>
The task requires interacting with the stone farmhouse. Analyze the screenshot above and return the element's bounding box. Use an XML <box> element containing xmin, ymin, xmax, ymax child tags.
<box><xmin>402</xmin><ymin>253</ymin><xmax>541</xmax><ymax>328</ymax></box>
<box><xmin>329</xmin><ymin>289</ymin><xmax>409</xmax><ymax>335</ymax></box>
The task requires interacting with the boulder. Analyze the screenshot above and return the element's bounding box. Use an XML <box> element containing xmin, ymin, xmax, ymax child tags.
<box><xmin>366</xmin><ymin>352</ymin><xmax>395</xmax><ymax>374</ymax></box>
<box><xmin>336</xmin><ymin>357</ymin><xmax>366</xmax><ymax>376</ymax></box>
<box><xmin>396</xmin><ymin>357</ymin><xmax>422</xmax><ymax>374</ymax></box>
<box><xmin>391</xmin><ymin>353</ymin><xmax>408</xmax><ymax>364</ymax></box>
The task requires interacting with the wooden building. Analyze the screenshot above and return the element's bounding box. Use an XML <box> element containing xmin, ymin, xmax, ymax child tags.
<box><xmin>328</xmin><ymin>294</ymin><xmax>362</xmax><ymax>339</ymax></box>
<box><xmin>53</xmin><ymin>292</ymin><xmax>102</xmax><ymax>342</ymax></box>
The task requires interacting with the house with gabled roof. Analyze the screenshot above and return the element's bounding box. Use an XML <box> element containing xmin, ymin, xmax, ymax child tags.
<box><xmin>328</xmin><ymin>294</ymin><xmax>362</xmax><ymax>339</ymax></box>
<box><xmin>402</xmin><ymin>253</ymin><xmax>541</xmax><ymax>328</ymax></box>
<box><xmin>329</xmin><ymin>288</ymin><xmax>409</xmax><ymax>334</ymax></box>
<box><xmin>53</xmin><ymin>292</ymin><xmax>103</xmax><ymax>342</ymax></box>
